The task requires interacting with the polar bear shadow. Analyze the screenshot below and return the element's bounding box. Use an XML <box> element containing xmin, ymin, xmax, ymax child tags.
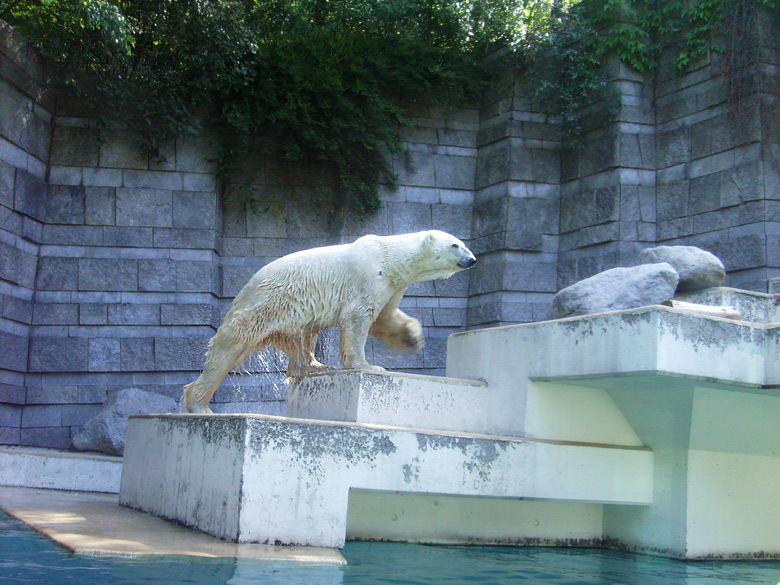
<box><xmin>182</xmin><ymin>230</ymin><xmax>476</xmax><ymax>413</ymax></box>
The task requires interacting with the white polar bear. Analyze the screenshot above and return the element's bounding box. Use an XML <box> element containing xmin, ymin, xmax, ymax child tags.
<box><xmin>182</xmin><ymin>230</ymin><xmax>477</xmax><ymax>413</ymax></box>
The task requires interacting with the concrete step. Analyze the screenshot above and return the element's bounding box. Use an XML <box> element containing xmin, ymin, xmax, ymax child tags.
<box><xmin>287</xmin><ymin>370</ymin><xmax>491</xmax><ymax>435</ymax></box>
<box><xmin>0</xmin><ymin>486</ymin><xmax>344</xmax><ymax>563</ymax></box>
<box><xmin>0</xmin><ymin>446</ymin><xmax>122</xmax><ymax>493</ymax></box>
<box><xmin>120</xmin><ymin>413</ymin><xmax>654</xmax><ymax>549</ymax></box>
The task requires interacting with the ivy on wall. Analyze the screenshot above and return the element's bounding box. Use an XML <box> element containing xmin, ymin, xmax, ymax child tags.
<box><xmin>1</xmin><ymin>0</ymin><xmax>552</xmax><ymax>214</ymax></box>
<box><xmin>523</xmin><ymin>0</ymin><xmax>779</xmax><ymax>139</ymax></box>
<box><xmin>1</xmin><ymin>0</ymin><xmax>777</xmax><ymax>212</ymax></box>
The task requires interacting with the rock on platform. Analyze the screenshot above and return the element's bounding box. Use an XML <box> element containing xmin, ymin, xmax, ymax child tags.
<box><xmin>549</xmin><ymin>263</ymin><xmax>679</xmax><ymax>319</ymax></box>
<box><xmin>638</xmin><ymin>245</ymin><xmax>725</xmax><ymax>292</ymax></box>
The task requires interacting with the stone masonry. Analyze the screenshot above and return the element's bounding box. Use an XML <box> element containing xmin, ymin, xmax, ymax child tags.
<box><xmin>1</xmin><ymin>8</ymin><xmax>779</xmax><ymax>448</ymax></box>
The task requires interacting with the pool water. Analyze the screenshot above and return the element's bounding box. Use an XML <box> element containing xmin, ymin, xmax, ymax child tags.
<box><xmin>2</xmin><ymin>511</ymin><xmax>779</xmax><ymax>585</ymax></box>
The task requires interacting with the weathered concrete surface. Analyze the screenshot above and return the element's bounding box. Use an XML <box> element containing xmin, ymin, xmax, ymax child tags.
<box><xmin>346</xmin><ymin>490</ymin><xmax>604</xmax><ymax>546</ymax></box>
<box><xmin>638</xmin><ymin>245</ymin><xmax>725</xmax><ymax>292</ymax></box>
<box><xmin>119</xmin><ymin>290</ymin><xmax>780</xmax><ymax>559</ymax></box>
<box><xmin>0</xmin><ymin>486</ymin><xmax>345</xmax><ymax>563</ymax></box>
<box><xmin>288</xmin><ymin>370</ymin><xmax>490</xmax><ymax>434</ymax></box>
<box><xmin>0</xmin><ymin>446</ymin><xmax>122</xmax><ymax>493</ymax></box>
<box><xmin>120</xmin><ymin>414</ymin><xmax>652</xmax><ymax>548</ymax></box>
<box><xmin>549</xmin><ymin>263</ymin><xmax>679</xmax><ymax>319</ymax></box>
<box><xmin>676</xmin><ymin>286</ymin><xmax>780</xmax><ymax>324</ymax></box>
<box><xmin>447</xmin><ymin>302</ymin><xmax>780</xmax><ymax>559</ymax></box>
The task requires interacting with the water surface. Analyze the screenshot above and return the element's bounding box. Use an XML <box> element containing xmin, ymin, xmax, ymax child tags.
<box><xmin>2</xmin><ymin>511</ymin><xmax>779</xmax><ymax>585</ymax></box>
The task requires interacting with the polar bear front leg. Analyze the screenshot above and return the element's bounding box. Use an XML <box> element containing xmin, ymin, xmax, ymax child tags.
<box><xmin>339</xmin><ymin>314</ymin><xmax>385</xmax><ymax>371</ymax></box>
<box><xmin>370</xmin><ymin>308</ymin><xmax>424</xmax><ymax>352</ymax></box>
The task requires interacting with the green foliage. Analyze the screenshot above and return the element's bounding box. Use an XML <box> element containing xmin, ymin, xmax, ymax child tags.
<box><xmin>523</xmin><ymin>3</ymin><xmax>609</xmax><ymax>139</ymax></box>
<box><xmin>0</xmin><ymin>0</ymin><xmax>532</xmax><ymax>214</ymax></box>
<box><xmin>3</xmin><ymin>0</ymin><xmax>776</xmax><ymax>211</ymax></box>
<box><xmin>524</xmin><ymin>0</ymin><xmax>779</xmax><ymax>141</ymax></box>
<box><xmin>588</xmin><ymin>0</ymin><xmax>778</xmax><ymax>73</ymax></box>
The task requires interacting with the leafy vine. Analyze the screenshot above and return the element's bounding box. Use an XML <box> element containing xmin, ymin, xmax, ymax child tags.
<box><xmin>0</xmin><ymin>0</ymin><xmax>536</xmax><ymax>215</ymax></box>
<box><xmin>1</xmin><ymin>0</ymin><xmax>777</xmax><ymax>212</ymax></box>
<box><xmin>524</xmin><ymin>0</ymin><xmax>779</xmax><ymax>140</ymax></box>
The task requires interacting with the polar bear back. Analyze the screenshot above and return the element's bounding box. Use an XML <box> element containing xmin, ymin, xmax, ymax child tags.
<box><xmin>224</xmin><ymin>238</ymin><xmax>389</xmax><ymax>337</ymax></box>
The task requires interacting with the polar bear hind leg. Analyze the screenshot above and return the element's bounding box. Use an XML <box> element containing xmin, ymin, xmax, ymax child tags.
<box><xmin>182</xmin><ymin>331</ymin><xmax>254</xmax><ymax>413</ymax></box>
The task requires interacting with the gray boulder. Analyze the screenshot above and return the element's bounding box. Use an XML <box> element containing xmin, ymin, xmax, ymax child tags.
<box><xmin>71</xmin><ymin>388</ymin><xmax>176</xmax><ymax>456</ymax></box>
<box><xmin>549</xmin><ymin>263</ymin><xmax>680</xmax><ymax>319</ymax></box>
<box><xmin>638</xmin><ymin>245</ymin><xmax>725</xmax><ymax>292</ymax></box>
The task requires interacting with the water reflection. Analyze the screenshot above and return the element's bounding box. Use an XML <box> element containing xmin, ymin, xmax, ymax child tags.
<box><xmin>340</xmin><ymin>543</ymin><xmax>780</xmax><ymax>585</ymax></box>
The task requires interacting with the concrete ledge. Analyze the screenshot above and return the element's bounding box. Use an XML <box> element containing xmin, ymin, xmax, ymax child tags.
<box><xmin>676</xmin><ymin>287</ymin><xmax>780</xmax><ymax>324</ymax></box>
<box><xmin>288</xmin><ymin>370</ymin><xmax>490</xmax><ymax>434</ymax></box>
<box><xmin>120</xmin><ymin>413</ymin><xmax>653</xmax><ymax>548</ymax></box>
<box><xmin>0</xmin><ymin>486</ymin><xmax>344</xmax><ymax>563</ymax></box>
<box><xmin>447</xmin><ymin>304</ymin><xmax>780</xmax><ymax>559</ymax></box>
<box><xmin>448</xmin><ymin>305</ymin><xmax>780</xmax><ymax>390</ymax></box>
<box><xmin>0</xmin><ymin>446</ymin><xmax>122</xmax><ymax>493</ymax></box>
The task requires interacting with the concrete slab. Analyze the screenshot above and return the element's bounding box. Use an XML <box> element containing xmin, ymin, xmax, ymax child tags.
<box><xmin>677</xmin><ymin>287</ymin><xmax>780</xmax><ymax>323</ymax></box>
<box><xmin>119</xmin><ymin>413</ymin><xmax>653</xmax><ymax>548</ymax></box>
<box><xmin>0</xmin><ymin>486</ymin><xmax>345</xmax><ymax>563</ymax></box>
<box><xmin>447</xmin><ymin>302</ymin><xmax>780</xmax><ymax>559</ymax></box>
<box><xmin>115</xmin><ymin>291</ymin><xmax>780</xmax><ymax>559</ymax></box>
<box><xmin>0</xmin><ymin>446</ymin><xmax>122</xmax><ymax>493</ymax></box>
<box><xmin>288</xmin><ymin>370</ymin><xmax>490</xmax><ymax>434</ymax></box>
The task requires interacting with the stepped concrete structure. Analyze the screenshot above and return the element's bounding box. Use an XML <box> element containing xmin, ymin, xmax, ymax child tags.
<box><xmin>120</xmin><ymin>287</ymin><xmax>780</xmax><ymax>559</ymax></box>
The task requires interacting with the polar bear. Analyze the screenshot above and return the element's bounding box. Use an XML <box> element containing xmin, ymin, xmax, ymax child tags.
<box><xmin>182</xmin><ymin>230</ymin><xmax>477</xmax><ymax>413</ymax></box>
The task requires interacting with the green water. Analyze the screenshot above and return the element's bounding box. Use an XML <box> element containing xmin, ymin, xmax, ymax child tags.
<box><xmin>1</xmin><ymin>511</ymin><xmax>779</xmax><ymax>584</ymax></box>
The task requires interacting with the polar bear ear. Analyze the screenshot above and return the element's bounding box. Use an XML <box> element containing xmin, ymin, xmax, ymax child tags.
<box><xmin>423</xmin><ymin>232</ymin><xmax>435</xmax><ymax>246</ymax></box>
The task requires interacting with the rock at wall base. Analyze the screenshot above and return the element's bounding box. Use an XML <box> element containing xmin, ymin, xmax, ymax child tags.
<box><xmin>71</xmin><ymin>388</ymin><xmax>177</xmax><ymax>456</ymax></box>
<box><xmin>638</xmin><ymin>245</ymin><xmax>725</xmax><ymax>292</ymax></box>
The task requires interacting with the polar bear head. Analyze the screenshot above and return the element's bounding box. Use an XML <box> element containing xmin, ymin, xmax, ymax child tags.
<box><xmin>414</xmin><ymin>230</ymin><xmax>477</xmax><ymax>281</ymax></box>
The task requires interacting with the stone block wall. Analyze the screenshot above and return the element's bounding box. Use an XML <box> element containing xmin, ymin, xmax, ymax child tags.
<box><xmin>0</xmin><ymin>20</ymin><xmax>481</xmax><ymax>447</ymax></box>
<box><xmin>467</xmin><ymin>68</ymin><xmax>561</xmax><ymax>329</ymax></box>
<box><xmin>0</xmin><ymin>21</ymin><xmax>52</xmax><ymax>446</ymax></box>
<box><xmin>557</xmin><ymin>59</ymin><xmax>657</xmax><ymax>289</ymax></box>
<box><xmin>1</xmin><ymin>11</ymin><xmax>779</xmax><ymax>448</ymax></box>
<box><xmin>653</xmin><ymin>9</ymin><xmax>780</xmax><ymax>291</ymax></box>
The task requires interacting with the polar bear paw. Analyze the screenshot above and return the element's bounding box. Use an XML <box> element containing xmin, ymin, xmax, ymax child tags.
<box><xmin>181</xmin><ymin>401</ymin><xmax>213</xmax><ymax>414</ymax></box>
<box><xmin>364</xmin><ymin>364</ymin><xmax>386</xmax><ymax>372</ymax></box>
<box><xmin>402</xmin><ymin>320</ymin><xmax>424</xmax><ymax>352</ymax></box>
<box><xmin>309</xmin><ymin>360</ymin><xmax>335</xmax><ymax>373</ymax></box>
<box><xmin>287</xmin><ymin>359</ymin><xmax>335</xmax><ymax>380</ymax></box>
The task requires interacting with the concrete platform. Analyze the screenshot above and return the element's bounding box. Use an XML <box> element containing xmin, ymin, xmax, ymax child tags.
<box><xmin>0</xmin><ymin>446</ymin><xmax>122</xmax><ymax>493</ymax></box>
<box><xmin>0</xmin><ymin>485</ymin><xmax>345</xmax><ymax>563</ymax></box>
<box><xmin>117</xmin><ymin>289</ymin><xmax>780</xmax><ymax>559</ymax></box>
<box><xmin>288</xmin><ymin>370</ymin><xmax>490</xmax><ymax>434</ymax></box>
<box><xmin>446</xmin><ymin>300</ymin><xmax>780</xmax><ymax>559</ymax></box>
<box><xmin>120</xmin><ymin>413</ymin><xmax>653</xmax><ymax>549</ymax></box>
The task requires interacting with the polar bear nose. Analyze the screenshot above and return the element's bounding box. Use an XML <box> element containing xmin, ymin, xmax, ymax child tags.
<box><xmin>459</xmin><ymin>256</ymin><xmax>477</xmax><ymax>269</ymax></box>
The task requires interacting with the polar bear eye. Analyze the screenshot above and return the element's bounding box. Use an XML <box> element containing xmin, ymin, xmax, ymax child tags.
<box><xmin>451</xmin><ymin>244</ymin><xmax>458</xmax><ymax>249</ymax></box>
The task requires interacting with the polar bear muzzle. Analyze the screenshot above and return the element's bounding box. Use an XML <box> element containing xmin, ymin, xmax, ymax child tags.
<box><xmin>458</xmin><ymin>256</ymin><xmax>477</xmax><ymax>269</ymax></box>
